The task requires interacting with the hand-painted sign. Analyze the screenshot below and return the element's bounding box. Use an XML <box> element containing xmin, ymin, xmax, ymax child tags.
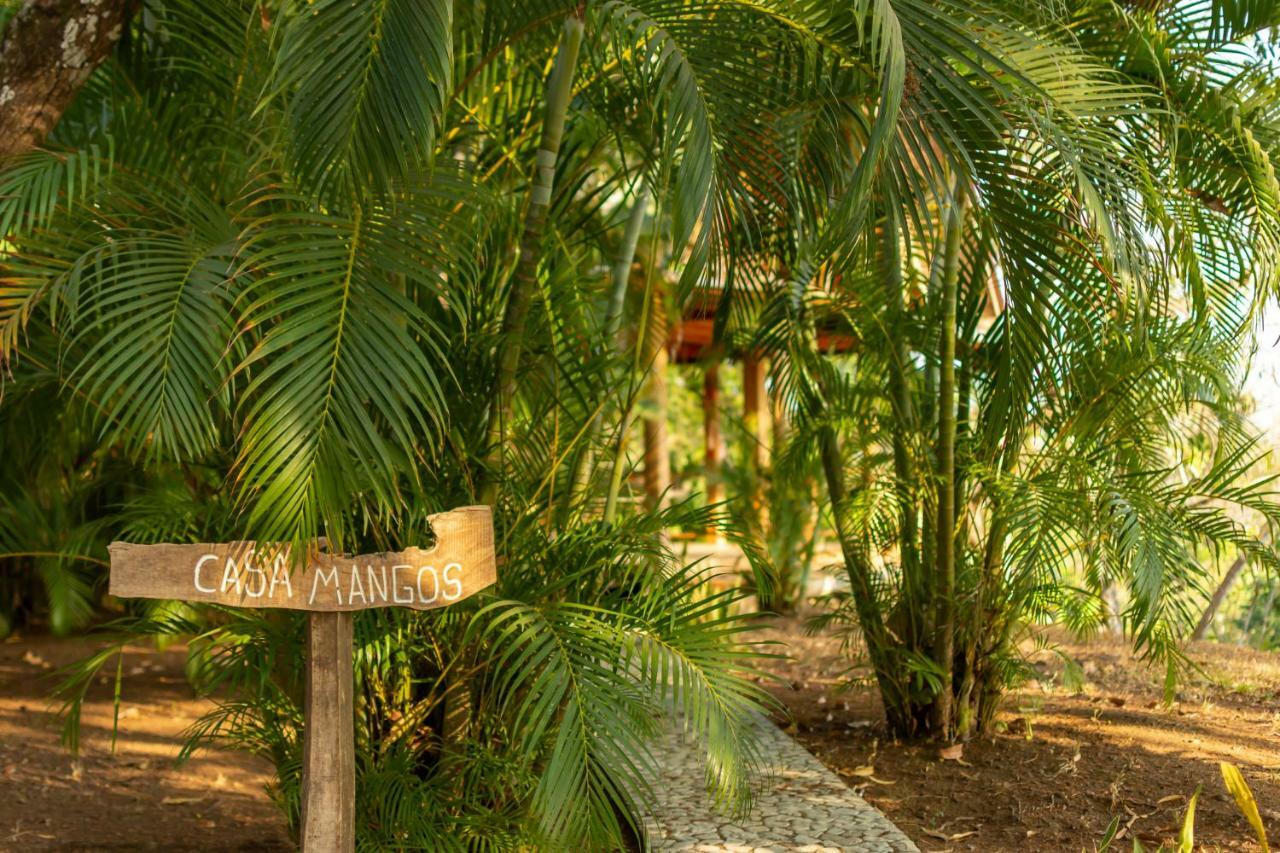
<box><xmin>108</xmin><ymin>505</ymin><xmax>496</xmax><ymax>611</ymax></box>
<box><xmin>106</xmin><ymin>504</ymin><xmax>497</xmax><ymax>853</ymax></box>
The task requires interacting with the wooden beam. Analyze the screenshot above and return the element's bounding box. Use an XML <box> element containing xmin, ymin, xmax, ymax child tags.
<box><xmin>300</xmin><ymin>611</ymin><xmax>356</xmax><ymax>852</ymax></box>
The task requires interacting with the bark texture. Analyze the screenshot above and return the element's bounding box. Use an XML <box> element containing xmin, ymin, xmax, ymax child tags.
<box><xmin>0</xmin><ymin>0</ymin><xmax>131</xmax><ymax>161</ymax></box>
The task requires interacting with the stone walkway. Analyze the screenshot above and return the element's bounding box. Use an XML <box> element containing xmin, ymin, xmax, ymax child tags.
<box><xmin>643</xmin><ymin>714</ymin><xmax>919</xmax><ymax>852</ymax></box>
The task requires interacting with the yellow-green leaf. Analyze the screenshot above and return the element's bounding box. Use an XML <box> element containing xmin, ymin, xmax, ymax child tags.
<box><xmin>1220</xmin><ymin>762</ymin><xmax>1271</xmax><ymax>853</ymax></box>
<box><xmin>1177</xmin><ymin>785</ymin><xmax>1200</xmax><ymax>853</ymax></box>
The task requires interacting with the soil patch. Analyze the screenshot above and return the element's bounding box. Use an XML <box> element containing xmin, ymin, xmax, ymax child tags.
<box><xmin>2</xmin><ymin>623</ymin><xmax>1277</xmax><ymax>851</ymax></box>
<box><xmin>756</xmin><ymin>615</ymin><xmax>1280</xmax><ymax>852</ymax></box>
<box><xmin>0</xmin><ymin>634</ymin><xmax>290</xmax><ymax>851</ymax></box>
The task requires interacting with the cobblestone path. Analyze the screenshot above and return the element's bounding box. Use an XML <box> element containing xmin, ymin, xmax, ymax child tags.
<box><xmin>643</xmin><ymin>714</ymin><xmax>919</xmax><ymax>852</ymax></box>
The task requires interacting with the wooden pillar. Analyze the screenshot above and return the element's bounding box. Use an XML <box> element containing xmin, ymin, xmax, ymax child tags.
<box><xmin>743</xmin><ymin>356</ymin><xmax>770</xmax><ymax>471</ymax></box>
<box><xmin>300</xmin><ymin>611</ymin><xmax>355</xmax><ymax>853</ymax></box>
<box><xmin>743</xmin><ymin>356</ymin><xmax>770</xmax><ymax>532</ymax></box>
<box><xmin>771</xmin><ymin>379</ymin><xmax>790</xmax><ymax>449</ymax></box>
<box><xmin>642</xmin><ymin>287</ymin><xmax>671</xmax><ymax>512</ymax></box>
<box><xmin>703</xmin><ymin>362</ymin><xmax>723</xmax><ymax>526</ymax></box>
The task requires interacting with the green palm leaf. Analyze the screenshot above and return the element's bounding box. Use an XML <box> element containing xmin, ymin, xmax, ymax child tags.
<box><xmin>273</xmin><ymin>0</ymin><xmax>453</xmax><ymax>198</ymax></box>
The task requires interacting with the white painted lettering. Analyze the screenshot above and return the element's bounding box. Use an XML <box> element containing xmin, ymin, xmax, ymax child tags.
<box><xmin>442</xmin><ymin>563</ymin><xmax>463</xmax><ymax>601</ymax></box>
<box><xmin>347</xmin><ymin>564</ymin><xmax>367</xmax><ymax>606</ymax></box>
<box><xmin>366</xmin><ymin>564</ymin><xmax>388</xmax><ymax>603</ymax></box>
<box><xmin>268</xmin><ymin>555</ymin><xmax>292</xmax><ymax>598</ymax></box>
<box><xmin>193</xmin><ymin>554</ymin><xmax>217</xmax><ymax>594</ymax></box>
<box><xmin>220</xmin><ymin>557</ymin><xmax>242</xmax><ymax>594</ymax></box>
<box><xmin>416</xmin><ymin>566</ymin><xmax>439</xmax><ymax>604</ymax></box>
<box><xmin>309</xmin><ymin>566</ymin><xmax>342</xmax><ymax>606</ymax></box>
<box><xmin>243</xmin><ymin>557</ymin><xmax>267</xmax><ymax>598</ymax></box>
<box><xmin>391</xmin><ymin>565</ymin><xmax>414</xmax><ymax>604</ymax></box>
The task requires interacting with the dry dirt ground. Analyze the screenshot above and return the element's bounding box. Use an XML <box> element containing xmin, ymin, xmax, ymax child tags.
<box><xmin>0</xmin><ymin>634</ymin><xmax>290</xmax><ymax>852</ymax></box>
<box><xmin>1</xmin><ymin>625</ymin><xmax>1277</xmax><ymax>851</ymax></box>
<box><xmin>755</xmin><ymin>615</ymin><xmax>1280</xmax><ymax>853</ymax></box>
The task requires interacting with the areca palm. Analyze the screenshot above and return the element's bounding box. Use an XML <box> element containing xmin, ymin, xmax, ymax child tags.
<box><xmin>745</xmin><ymin>0</ymin><xmax>1280</xmax><ymax>738</ymax></box>
<box><xmin>0</xmin><ymin>0</ymin><xmax>900</xmax><ymax>844</ymax></box>
<box><xmin>1</xmin><ymin>0</ymin><xmax>1278</xmax><ymax>845</ymax></box>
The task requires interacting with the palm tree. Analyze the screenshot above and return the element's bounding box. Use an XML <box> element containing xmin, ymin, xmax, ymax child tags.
<box><xmin>2</xmin><ymin>0</ymin><xmax>1279</xmax><ymax>845</ymax></box>
<box><xmin>748</xmin><ymin>0</ymin><xmax>1280</xmax><ymax>739</ymax></box>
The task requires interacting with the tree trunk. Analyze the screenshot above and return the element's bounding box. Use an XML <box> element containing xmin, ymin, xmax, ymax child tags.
<box><xmin>1193</xmin><ymin>540</ymin><xmax>1263</xmax><ymax>641</ymax></box>
<box><xmin>481</xmin><ymin>15</ymin><xmax>583</xmax><ymax>505</ymax></box>
<box><xmin>0</xmin><ymin>0</ymin><xmax>132</xmax><ymax>162</ymax></box>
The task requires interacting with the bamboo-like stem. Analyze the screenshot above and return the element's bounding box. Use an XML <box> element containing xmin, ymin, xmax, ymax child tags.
<box><xmin>817</xmin><ymin>420</ymin><xmax>913</xmax><ymax>735</ymax></box>
<box><xmin>563</xmin><ymin>188</ymin><xmax>648</xmax><ymax>513</ymax></box>
<box><xmin>883</xmin><ymin>206</ymin><xmax>921</xmax><ymax>642</ymax></box>
<box><xmin>954</xmin><ymin>347</ymin><xmax>971</xmax><ymax>532</ymax></box>
<box><xmin>920</xmin><ymin>358</ymin><xmax>938</xmax><ymax>594</ymax></box>
<box><xmin>605</xmin><ymin>189</ymin><xmax>649</xmax><ymax>340</ymax></box>
<box><xmin>933</xmin><ymin>179</ymin><xmax>968</xmax><ymax>739</ymax></box>
<box><xmin>952</xmin><ymin>345</ymin><xmax>974</xmax><ymax>738</ymax></box>
<box><xmin>602</xmin><ymin>291</ymin><xmax>652</xmax><ymax>524</ymax></box>
<box><xmin>480</xmin><ymin>15</ymin><xmax>584</xmax><ymax>506</ymax></box>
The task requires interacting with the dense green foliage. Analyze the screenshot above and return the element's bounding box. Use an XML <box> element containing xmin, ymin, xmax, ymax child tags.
<box><xmin>2</xmin><ymin>0</ymin><xmax>1280</xmax><ymax>845</ymax></box>
<box><xmin>729</xmin><ymin>0</ymin><xmax>1280</xmax><ymax>737</ymax></box>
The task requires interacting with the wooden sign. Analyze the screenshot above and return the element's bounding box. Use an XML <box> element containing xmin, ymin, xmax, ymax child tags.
<box><xmin>106</xmin><ymin>504</ymin><xmax>498</xmax><ymax>853</ymax></box>
<box><xmin>108</xmin><ymin>505</ymin><xmax>496</xmax><ymax>611</ymax></box>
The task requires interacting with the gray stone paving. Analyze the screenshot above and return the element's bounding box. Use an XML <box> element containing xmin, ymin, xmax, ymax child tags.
<box><xmin>643</xmin><ymin>713</ymin><xmax>919</xmax><ymax>852</ymax></box>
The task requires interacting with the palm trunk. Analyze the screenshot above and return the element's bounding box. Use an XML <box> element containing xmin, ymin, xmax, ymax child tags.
<box><xmin>563</xmin><ymin>188</ymin><xmax>648</xmax><ymax>514</ymax></box>
<box><xmin>932</xmin><ymin>183</ymin><xmax>968</xmax><ymax>738</ymax></box>
<box><xmin>817</xmin><ymin>421</ymin><xmax>913</xmax><ymax>735</ymax></box>
<box><xmin>883</xmin><ymin>207</ymin><xmax>922</xmax><ymax>643</ymax></box>
<box><xmin>480</xmin><ymin>15</ymin><xmax>584</xmax><ymax>505</ymax></box>
<box><xmin>920</xmin><ymin>358</ymin><xmax>938</xmax><ymax>603</ymax></box>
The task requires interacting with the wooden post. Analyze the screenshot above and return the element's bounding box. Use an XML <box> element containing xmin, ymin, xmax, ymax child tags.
<box><xmin>743</xmin><ymin>356</ymin><xmax>770</xmax><ymax>472</ymax></box>
<box><xmin>642</xmin><ymin>285</ymin><xmax>671</xmax><ymax>512</ymax></box>
<box><xmin>105</xmin><ymin>505</ymin><xmax>499</xmax><ymax>853</ymax></box>
<box><xmin>301</xmin><ymin>611</ymin><xmax>355</xmax><ymax>852</ymax></box>
<box><xmin>743</xmin><ymin>356</ymin><xmax>770</xmax><ymax>532</ymax></box>
<box><xmin>703</xmin><ymin>361</ymin><xmax>722</xmax><ymax>537</ymax></box>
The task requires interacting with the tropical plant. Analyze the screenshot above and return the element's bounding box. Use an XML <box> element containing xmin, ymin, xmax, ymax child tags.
<box><xmin>0</xmin><ymin>0</ymin><xmax>1002</xmax><ymax>844</ymax></box>
<box><xmin>0</xmin><ymin>0</ymin><xmax>837</xmax><ymax>844</ymax></box>
<box><xmin>725</xmin><ymin>0</ymin><xmax>1280</xmax><ymax>739</ymax></box>
<box><xmin>4</xmin><ymin>0</ymin><xmax>1280</xmax><ymax>845</ymax></box>
<box><xmin>1094</xmin><ymin>762</ymin><xmax>1271</xmax><ymax>853</ymax></box>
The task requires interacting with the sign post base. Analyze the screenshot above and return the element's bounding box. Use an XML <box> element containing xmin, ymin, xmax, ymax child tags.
<box><xmin>300</xmin><ymin>611</ymin><xmax>355</xmax><ymax>852</ymax></box>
